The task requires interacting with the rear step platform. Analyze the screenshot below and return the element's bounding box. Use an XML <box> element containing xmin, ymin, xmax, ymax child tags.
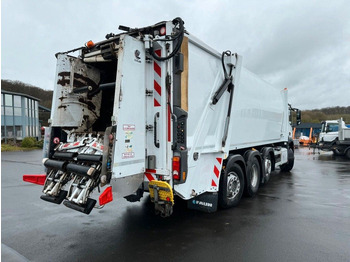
<box><xmin>40</xmin><ymin>190</ymin><xmax>68</xmax><ymax>204</ymax></box>
<box><xmin>63</xmin><ymin>198</ymin><xmax>96</xmax><ymax>215</ymax></box>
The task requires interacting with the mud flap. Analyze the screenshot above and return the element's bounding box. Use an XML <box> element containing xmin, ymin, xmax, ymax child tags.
<box><xmin>187</xmin><ymin>192</ymin><xmax>218</xmax><ymax>213</ymax></box>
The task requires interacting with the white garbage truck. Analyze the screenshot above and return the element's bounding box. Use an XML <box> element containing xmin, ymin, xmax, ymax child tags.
<box><xmin>23</xmin><ymin>18</ymin><xmax>296</xmax><ymax>217</ymax></box>
<box><xmin>318</xmin><ymin>118</ymin><xmax>350</xmax><ymax>158</ymax></box>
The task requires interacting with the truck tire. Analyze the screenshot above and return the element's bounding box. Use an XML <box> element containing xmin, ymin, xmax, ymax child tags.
<box><xmin>281</xmin><ymin>148</ymin><xmax>294</xmax><ymax>172</ymax></box>
<box><xmin>261</xmin><ymin>148</ymin><xmax>273</xmax><ymax>185</ymax></box>
<box><xmin>262</xmin><ymin>153</ymin><xmax>272</xmax><ymax>184</ymax></box>
<box><xmin>332</xmin><ymin>148</ymin><xmax>344</xmax><ymax>156</ymax></box>
<box><xmin>219</xmin><ymin>163</ymin><xmax>245</xmax><ymax>209</ymax></box>
<box><xmin>345</xmin><ymin>148</ymin><xmax>350</xmax><ymax>160</ymax></box>
<box><xmin>245</xmin><ymin>157</ymin><xmax>261</xmax><ymax>197</ymax></box>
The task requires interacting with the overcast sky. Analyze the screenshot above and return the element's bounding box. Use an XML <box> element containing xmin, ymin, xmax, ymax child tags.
<box><xmin>2</xmin><ymin>0</ymin><xmax>349</xmax><ymax>110</ymax></box>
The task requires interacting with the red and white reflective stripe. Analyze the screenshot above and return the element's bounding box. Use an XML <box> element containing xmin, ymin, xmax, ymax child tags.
<box><xmin>211</xmin><ymin>157</ymin><xmax>223</xmax><ymax>187</ymax></box>
<box><xmin>144</xmin><ymin>169</ymin><xmax>157</xmax><ymax>181</ymax></box>
<box><xmin>154</xmin><ymin>49</ymin><xmax>162</xmax><ymax>107</ymax></box>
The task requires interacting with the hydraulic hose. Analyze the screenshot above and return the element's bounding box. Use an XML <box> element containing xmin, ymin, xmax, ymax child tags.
<box><xmin>150</xmin><ymin>17</ymin><xmax>185</xmax><ymax>61</ymax></box>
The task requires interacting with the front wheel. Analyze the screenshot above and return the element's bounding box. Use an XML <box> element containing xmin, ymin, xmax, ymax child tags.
<box><xmin>281</xmin><ymin>148</ymin><xmax>294</xmax><ymax>172</ymax></box>
<box><xmin>332</xmin><ymin>148</ymin><xmax>345</xmax><ymax>156</ymax></box>
<box><xmin>345</xmin><ymin>148</ymin><xmax>350</xmax><ymax>159</ymax></box>
<box><xmin>219</xmin><ymin>163</ymin><xmax>245</xmax><ymax>209</ymax></box>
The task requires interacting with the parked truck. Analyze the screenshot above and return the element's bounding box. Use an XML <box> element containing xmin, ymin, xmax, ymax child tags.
<box><xmin>318</xmin><ymin>118</ymin><xmax>350</xmax><ymax>158</ymax></box>
<box><xmin>23</xmin><ymin>18</ymin><xmax>296</xmax><ymax>217</ymax></box>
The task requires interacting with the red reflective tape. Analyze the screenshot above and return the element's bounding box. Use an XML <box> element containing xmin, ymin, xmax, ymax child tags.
<box><xmin>154</xmin><ymin>62</ymin><xmax>161</xmax><ymax>77</ymax></box>
<box><xmin>211</xmin><ymin>180</ymin><xmax>217</xmax><ymax>187</ymax></box>
<box><xmin>146</xmin><ymin>169</ymin><xmax>157</xmax><ymax>173</ymax></box>
<box><xmin>154</xmin><ymin>98</ymin><xmax>161</xmax><ymax>107</ymax></box>
<box><xmin>145</xmin><ymin>173</ymin><xmax>155</xmax><ymax>181</ymax></box>
<box><xmin>154</xmin><ymin>80</ymin><xmax>161</xmax><ymax>95</ymax></box>
<box><xmin>155</xmin><ymin>49</ymin><xmax>161</xmax><ymax>56</ymax></box>
<box><xmin>23</xmin><ymin>174</ymin><xmax>46</xmax><ymax>185</ymax></box>
<box><xmin>216</xmin><ymin>158</ymin><xmax>222</xmax><ymax>164</ymax></box>
<box><xmin>214</xmin><ymin>165</ymin><xmax>220</xmax><ymax>178</ymax></box>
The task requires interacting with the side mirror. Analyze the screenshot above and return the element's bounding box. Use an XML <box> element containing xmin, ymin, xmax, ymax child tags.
<box><xmin>296</xmin><ymin>110</ymin><xmax>301</xmax><ymax>125</ymax></box>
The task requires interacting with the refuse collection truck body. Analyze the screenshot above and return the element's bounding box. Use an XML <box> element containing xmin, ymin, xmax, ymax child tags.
<box><xmin>23</xmin><ymin>18</ymin><xmax>295</xmax><ymax>217</ymax></box>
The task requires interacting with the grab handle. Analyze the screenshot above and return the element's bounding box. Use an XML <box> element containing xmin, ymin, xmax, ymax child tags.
<box><xmin>154</xmin><ymin>112</ymin><xmax>160</xmax><ymax>148</ymax></box>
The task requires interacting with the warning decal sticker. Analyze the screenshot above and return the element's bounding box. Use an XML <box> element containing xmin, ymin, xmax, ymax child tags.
<box><xmin>123</xmin><ymin>124</ymin><xmax>135</xmax><ymax>131</ymax></box>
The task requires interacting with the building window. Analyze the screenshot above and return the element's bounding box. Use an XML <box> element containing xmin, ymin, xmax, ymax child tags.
<box><xmin>24</xmin><ymin>98</ymin><xmax>28</xmax><ymax>116</ymax></box>
<box><xmin>1</xmin><ymin>126</ymin><xmax>4</xmax><ymax>139</ymax></box>
<box><xmin>34</xmin><ymin>101</ymin><xmax>39</xmax><ymax>119</ymax></box>
<box><xmin>30</xmin><ymin>99</ymin><xmax>33</xmax><ymax>118</ymax></box>
<box><xmin>14</xmin><ymin>107</ymin><xmax>22</xmax><ymax>116</ymax></box>
<box><xmin>15</xmin><ymin>126</ymin><xmax>23</xmax><ymax>139</ymax></box>
<box><xmin>7</xmin><ymin>126</ymin><xmax>14</xmax><ymax>138</ymax></box>
<box><xmin>5</xmin><ymin>107</ymin><xmax>13</xmax><ymax>115</ymax></box>
<box><xmin>14</xmin><ymin>95</ymin><xmax>21</xmax><ymax>107</ymax></box>
<box><xmin>5</xmin><ymin>94</ymin><xmax>12</xmax><ymax>106</ymax></box>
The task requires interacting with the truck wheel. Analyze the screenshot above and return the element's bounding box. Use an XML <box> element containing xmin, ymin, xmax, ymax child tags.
<box><xmin>281</xmin><ymin>148</ymin><xmax>294</xmax><ymax>172</ymax></box>
<box><xmin>219</xmin><ymin>163</ymin><xmax>245</xmax><ymax>208</ymax></box>
<box><xmin>245</xmin><ymin>157</ymin><xmax>261</xmax><ymax>197</ymax></box>
<box><xmin>332</xmin><ymin>148</ymin><xmax>344</xmax><ymax>156</ymax></box>
<box><xmin>346</xmin><ymin>148</ymin><xmax>350</xmax><ymax>159</ymax></box>
<box><xmin>262</xmin><ymin>153</ymin><xmax>272</xmax><ymax>184</ymax></box>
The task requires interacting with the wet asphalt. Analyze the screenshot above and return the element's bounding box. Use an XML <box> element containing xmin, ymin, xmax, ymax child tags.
<box><xmin>1</xmin><ymin>148</ymin><xmax>350</xmax><ymax>262</ymax></box>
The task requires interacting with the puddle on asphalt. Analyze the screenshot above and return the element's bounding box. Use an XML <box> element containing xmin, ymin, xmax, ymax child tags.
<box><xmin>296</xmin><ymin>147</ymin><xmax>349</xmax><ymax>163</ymax></box>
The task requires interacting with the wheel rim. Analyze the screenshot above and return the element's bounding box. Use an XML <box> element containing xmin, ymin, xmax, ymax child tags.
<box><xmin>227</xmin><ymin>172</ymin><xmax>241</xmax><ymax>199</ymax></box>
<box><xmin>265</xmin><ymin>158</ymin><xmax>271</xmax><ymax>176</ymax></box>
<box><xmin>251</xmin><ymin>164</ymin><xmax>258</xmax><ymax>188</ymax></box>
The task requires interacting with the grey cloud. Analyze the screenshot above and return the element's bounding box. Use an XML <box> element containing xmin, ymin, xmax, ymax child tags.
<box><xmin>1</xmin><ymin>0</ymin><xmax>349</xmax><ymax>109</ymax></box>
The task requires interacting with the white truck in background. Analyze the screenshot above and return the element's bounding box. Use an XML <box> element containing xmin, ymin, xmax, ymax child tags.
<box><xmin>319</xmin><ymin>120</ymin><xmax>344</xmax><ymax>145</ymax></box>
<box><xmin>318</xmin><ymin>118</ymin><xmax>350</xmax><ymax>158</ymax></box>
<box><xmin>23</xmin><ymin>18</ymin><xmax>296</xmax><ymax>217</ymax></box>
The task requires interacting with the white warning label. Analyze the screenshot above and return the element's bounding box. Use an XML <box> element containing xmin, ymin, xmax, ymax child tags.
<box><xmin>123</xmin><ymin>124</ymin><xmax>135</xmax><ymax>131</ymax></box>
<box><xmin>122</xmin><ymin>152</ymin><xmax>135</xmax><ymax>159</ymax></box>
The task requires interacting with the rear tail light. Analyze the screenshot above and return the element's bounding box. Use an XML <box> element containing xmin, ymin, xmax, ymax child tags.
<box><xmin>160</xmin><ymin>26</ymin><xmax>166</xmax><ymax>36</ymax></box>
<box><xmin>172</xmin><ymin>156</ymin><xmax>180</xmax><ymax>180</ymax></box>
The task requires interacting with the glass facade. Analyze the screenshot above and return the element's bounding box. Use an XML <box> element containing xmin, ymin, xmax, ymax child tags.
<box><xmin>1</xmin><ymin>91</ymin><xmax>40</xmax><ymax>141</ymax></box>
